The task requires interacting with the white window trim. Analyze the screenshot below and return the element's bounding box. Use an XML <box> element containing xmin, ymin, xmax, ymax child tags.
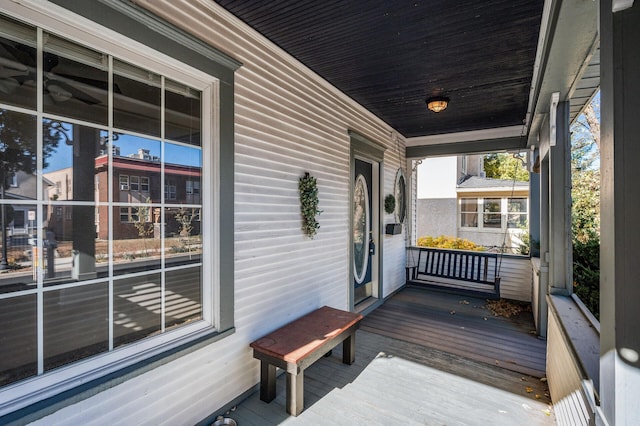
<box><xmin>130</xmin><ymin>175</ymin><xmax>140</xmax><ymax>191</ymax></box>
<box><xmin>458</xmin><ymin>196</ymin><xmax>529</xmax><ymax>233</ymax></box>
<box><xmin>119</xmin><ymin>174</ymin><xmax>130</xmax><ymax>190</ymax></box>
<box><xmin>140</xmin><ymin>176</ymin><xmax>150</xmax><ymax>192</ymax></box>
<box><xmin>0</xmin><ymin>2</ymin><xmax>221</xmax><ymax>416</ymax></box>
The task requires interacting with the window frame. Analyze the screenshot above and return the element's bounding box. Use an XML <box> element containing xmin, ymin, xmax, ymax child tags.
<box><xmin>0</xmin><ymin>0</ymin><xmax>239</xmax><ymax>420</ymax></box>
<box><xmin>140</xmin><ymin>176</ymin><xmax>150</xmax><ymax>192</ymax></box>
<box><xmin>119</xmin><ymin>174</ymin><xmax>130</xmax><ymax>191</ymax></box>
<box><xmin>482</xmin><ymin>198</ymin><xmax>503</xmax><ymax>229</ymax></box>
<box><xmin>130</xmin><ymin>176</ymin><xmax>140</xmax><ymax>192</ymax></box>
<box><xmin>507</xmin><ymin>197</ymin><xmax>528</xmax><ymax>229</ymax></box>
<box><xmin>165</xmin><ymin>180</ymin><xmax>177</xmax><ymax>200</ymax></box>
<box><xmin>460</xmin><ymin>197</ymin><xmax>478</xmax><ymax>228</ymax></box>
<box><xmin>458</xmin><ymin>196</ymin><xmax>529</xmax><ymax>232</ymax></box>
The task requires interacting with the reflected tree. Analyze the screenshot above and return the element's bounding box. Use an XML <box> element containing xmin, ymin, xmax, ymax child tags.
<box><xmin>0</xmin><ymin>110</ymin><xmax>63</xmax><ymax>269</ymax></box>
<box><xmin>134</xmin><ymin>198</ymin><xmax>154</xmax><ymax>257</ymax></box>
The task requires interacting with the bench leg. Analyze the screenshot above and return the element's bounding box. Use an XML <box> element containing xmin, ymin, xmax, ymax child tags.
<box><xmin>286</xmin><ymin>371</ymin><xmax>304</xmax><ymax>416</ymax></box>
<box><xmin>342</xmin><ymin>332</ymin><xmax>356</xmax><ymax>365</ymax></box>
<box><xmin>260</xmin><ymin>361</ymin><xmax>276</xmax><ymax>403</ymax></box>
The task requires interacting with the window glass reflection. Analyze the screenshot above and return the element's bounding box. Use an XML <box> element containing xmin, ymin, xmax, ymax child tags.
<box><xmin>1</xmin><ymin>109</ymin><xmax>37</xmax><ymax>201</ymax></box>
<box><xmin>43</xmin><ymin>34</ymin><xmax>108</xmax><ymax>125</ymax></box>
<box><xmin>113</xmin><ymin>60</ymin><xmax>161</xmax><ymax>137</ymax></box>
<box><xmin>112</xmin><ymin>201</ymin><xmax>162</xmax><ymax>276</ymax></box>
<box><xmin>0</xmin><ymin>202</ymin><xmax>37</xmax><ymax>291</ymax></box>
<box><xmin>461</xmin><ymin>198</ymin><xmax>478</xmax><ymax>228</ymax></box>
<box><xmin>44</xmin><ymin>203</ymin><xmax>103</xmax><ymax>282</ymax></box>
<box><xmin>0</xmin><ymin>16</ymin><xmax>37</xmax><ymax>110</ymax></box>
<box><xmin>113</xmin><ymin>134</ymin><xmax>162</xmax><ymax>203</ymax></box>
<box><xmin>114</xmin><ymin>273</ymin><xmax>161</xmax><ymax>347</ymax></box>
<box><xmin>0</xmin><ymin>294</ymin><xmax>37</xmax><ymax>386</ymax></box>
<box><xmin>483</xmin><ymin>198</ymin><xmax>502</xmax><ymax>228</ymax></box>
<box><xmin>43</xmin><ymin>119</ymin><xmax>106</xmax><ymax>202</ymax></box>
<box><xmin>0</xmin><ymin>19</ymin><xmax>207</xmax><ymax>386</ymax></box>
<box><xmin>43</xmin><ymin>283</ymin><xmax>108</xmax><ymax>371</ymax></box>
<box><xmin>165</xmin><ymin>267</ymin><xmax>202</xmax><ymax>329</ymax></box>
<box><xmin>165</xmin><ymin>79</ymin><xmax>200</xmax><ymax>145</ymax></box>
<box><xmin>165</xmin><ymin>206</ymin><xmax>202</xmax><ymax>266</ymax></box>
<box><xmin>165</xmin><ymin>143</ymin><xmax>201</xmax><ymax>205</ymax></box>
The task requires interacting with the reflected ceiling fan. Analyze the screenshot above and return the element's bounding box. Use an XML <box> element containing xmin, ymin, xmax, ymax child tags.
<box><xmin>0</xmin><ymin>40</ymin><xmax>111</xmax><ymax>105</ymax></box>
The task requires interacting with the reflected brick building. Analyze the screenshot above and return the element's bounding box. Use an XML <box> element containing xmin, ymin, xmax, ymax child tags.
<box><xmin>45</xmin><ymin>147</ymin><xmax>201</xmax><ymax>241</ymax></box>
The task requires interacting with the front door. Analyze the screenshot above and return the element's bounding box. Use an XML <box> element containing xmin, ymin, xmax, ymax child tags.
<box><xmin>353</xmin><ymin>158</ymin><xmax>375</xmax><ymax>305</ymax></box>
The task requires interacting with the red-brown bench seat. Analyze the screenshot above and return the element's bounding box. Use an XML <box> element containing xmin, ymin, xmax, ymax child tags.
<box><xmin>249</xmin><ymin>306</ymin><xmax>363</xmax><ymax>416</ymax></box>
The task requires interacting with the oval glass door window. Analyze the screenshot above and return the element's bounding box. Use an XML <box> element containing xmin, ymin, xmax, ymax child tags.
<box><xmin>395</xmin><ymin>170</ymin><xmax>406</xmax><ymax>223</ymax></box>
<box><xmin>353</xmin><ymin>174</ymin><xmax>370</xmax><ymax>284</ymax></box>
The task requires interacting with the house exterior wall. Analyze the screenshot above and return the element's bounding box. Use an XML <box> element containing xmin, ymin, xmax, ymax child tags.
<box><xmin>498</xmin><ymin>255</ymin><xmax>533</xmax><ymax>302</ymax></box>
<box><xmin>416</xmin><ymin>198</ymin><xmax>457</xmax><ymax>238</ymax></box>
<box><xmin>416</xmin><ymin>156</ymin><xmax>457</xmax><ymax>238</ymax></box>
<box><xmin>457</xmin><ymin>228</ymin><xmax>525</xmax><ymax>251</ymax></box>
<box><xmin>29</xmin><ymin>1</ymin><xmax>407</xmax><ymax>424</ymax></box>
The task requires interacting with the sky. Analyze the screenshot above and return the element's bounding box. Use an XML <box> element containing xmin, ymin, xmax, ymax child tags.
<box><xmin>417</xmin><ymin>156</ymin><xmax>458</xmax><ymax>199</ymax></box>
<box><xmin>44</xmin><ymin>130</ymin><xmax>201</xmax><ymax>173</ymax></box>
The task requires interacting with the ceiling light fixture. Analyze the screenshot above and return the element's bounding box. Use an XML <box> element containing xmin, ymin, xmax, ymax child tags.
<box><xmin>426</xmin><ymin>96</ymin><xmax>449</xmax><ymax>113</ymax></box>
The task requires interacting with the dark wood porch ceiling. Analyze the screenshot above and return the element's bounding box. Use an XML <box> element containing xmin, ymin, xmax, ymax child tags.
<box><xmin>216</xmin><ymin>0</ymin><xmax>544</xmax><ymax>138</ymax></box>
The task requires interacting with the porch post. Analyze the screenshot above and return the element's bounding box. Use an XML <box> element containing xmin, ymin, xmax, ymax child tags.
<box><xmin>599</xmin><ymin>1</ymin><xmax>640</xmax><ymax>424</ymax></box>
<box><xmin>528</xmin><ymin>163</ymin><xmax>540</xmax><ymax>258</ymax></box>
<box><xmin>548</xmin><ymin>101</ymin><xmax>572</xmax><ymax>295</ymax></box>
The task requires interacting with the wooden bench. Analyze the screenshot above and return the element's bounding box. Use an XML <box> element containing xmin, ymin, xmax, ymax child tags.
<box><xmin>249</xmin><ymin>306</ymin><xmax>363</xmax><ymax>416</ymax></box>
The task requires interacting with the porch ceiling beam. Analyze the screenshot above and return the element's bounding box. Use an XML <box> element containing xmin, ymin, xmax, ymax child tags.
<box><xmin>406</xmin><ymin>136</ymin><xmax>526</xmax><ymax>159</ymax></box>
<box><xmin>526</xmin><ymin>0</ymin><xmax>599</xmax><ymax>147</ymax></box>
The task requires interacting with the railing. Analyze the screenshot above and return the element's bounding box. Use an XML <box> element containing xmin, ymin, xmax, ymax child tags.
<box><xmin>412</xmin><ymin>247</ymin><xmax>501</xmax><ymax>296</ymax></box>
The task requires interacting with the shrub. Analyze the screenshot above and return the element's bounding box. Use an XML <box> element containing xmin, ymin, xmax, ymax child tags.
<box><xmin>573</xmin><ymin>235</ymin><xmax>600</xmax><ymax>319</ymax></box>
<box><xmin>416</xmin><ymin>235</ymin><xmax>485</xmax><ymax>251</ymax></box>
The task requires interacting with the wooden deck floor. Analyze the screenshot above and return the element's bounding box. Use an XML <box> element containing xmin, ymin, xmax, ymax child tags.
<box><xmin>220</xmin><ymin>287</ymin><xmax>553</xmax><ymax>425</ymax></box>
<box><xmin>361</xmin><ymin>285</ymin><xmax>547</xmax><ymax>377</ymax></box>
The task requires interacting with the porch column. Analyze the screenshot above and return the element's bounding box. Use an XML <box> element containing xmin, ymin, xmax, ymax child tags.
<box><xmin>528</xmin><ymin>163</ymin><xmax>540</xmax><ymax>258</ymax></box>
<box><xmin>548</xmin><ymin>101</ymin><xmax>572</xmax><ymax>295</ymax></box>
<box><xmin>71</xmin><ymin>126</ymin><xmax>97</xmax><ymax>280</ymax></box>
<box><xmin>538</xmin><ymin>154</ymin><xmax>550</xmax><ymax>338</ymax></box>
<box><xmin>599</xmin><ymin>1</ymin><xmax>640</xmax><ymax>424</ymax></box>
<box><xmin>529</xmin><ymin>160</ymin><xmax>547</xmax><ymax>337</ymax></box>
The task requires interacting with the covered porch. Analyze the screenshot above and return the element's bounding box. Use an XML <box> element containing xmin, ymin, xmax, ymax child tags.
<box><xmin>214</xmin><ymin>287</ymin><xmax>552</xmax><ymax>425</ymax></box>
<box><xmin>0</xmin><ymin>0</ymin><xmax>638</xmax><ymax>424</ymax></box>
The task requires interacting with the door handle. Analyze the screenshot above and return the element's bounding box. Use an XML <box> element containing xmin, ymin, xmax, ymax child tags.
<box><xmin>369</xmin><ymin>239</ymin><xmax>376</xmax><ymax>255</ymax></box>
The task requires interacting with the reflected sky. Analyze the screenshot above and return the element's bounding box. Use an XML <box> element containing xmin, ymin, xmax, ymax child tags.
<box><xmin>43</xmin><ymin>131</ymin><xmax>201</xmax><ymax>172</ymax></box>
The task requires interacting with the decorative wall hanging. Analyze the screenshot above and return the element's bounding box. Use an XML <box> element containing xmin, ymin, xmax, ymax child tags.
<box><xmin>394</xmin><ymin>168</ymin><xmax>407</xmax><ymax>224</ymax></box>
<box><xmin>385</xmin><ymin>168</ymin><xmax>406</xmax><ymax>235</ymax></box>
<box><xmin>384</xmin><ymin>194</ymin><xmax>396</xmax><ymax>215</ymax></box>
<box><xmin>299</xmin><ymin>172</ymin><xmax>321</xmax><ymax>238</ymax></box>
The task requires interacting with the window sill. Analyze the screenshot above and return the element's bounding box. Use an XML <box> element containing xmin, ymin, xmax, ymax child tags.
<box><xmin>0</xmin><ymin>326</ymin><xmax>235</xmax><ymax>425</ymax></box>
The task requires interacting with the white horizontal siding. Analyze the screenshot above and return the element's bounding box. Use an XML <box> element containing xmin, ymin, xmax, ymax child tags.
<box><xmin>547</xmin><ymin>310</ymin><xmax>596</xmax><ymax>426</ymax></box>
<box><xmin>498</xmin><ymin>256</ymin><xmax>533</xmax><ymax>302</ymax></box>
<box><xmin>33</xmin><ymin>0</ymin><xmax>407</xmax><ymax>424</ymax></box>
<box><xmin>382</xmin><ymin>139</ymin><xmax>407</xmax><ymax>297</ymax></box>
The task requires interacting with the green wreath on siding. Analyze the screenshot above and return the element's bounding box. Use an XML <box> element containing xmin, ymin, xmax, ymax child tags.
<box><xmin>299</xmin><ymin>172</ymin><xmax>322</xmax><ymax>238</ymax></box>
<box><xmin>384</xmin><ymin>194</ymin><xmax>396</xmax><ymax>215</ymax></box>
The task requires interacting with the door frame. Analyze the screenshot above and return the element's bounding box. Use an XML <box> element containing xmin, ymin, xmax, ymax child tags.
<box><xmin>349</xmin><ymin>130</ymin><xmax>386</xmax><ymax>312</ymax></box>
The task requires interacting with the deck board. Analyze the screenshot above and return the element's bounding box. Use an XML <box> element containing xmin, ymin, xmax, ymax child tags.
<box><xmin>360</xmin><ymin>286</ymin><xmax>546</xmax><ymax>377</ymax></box>
<box><xmin>218</xmin><ymin>287</ymin><xmax>553</xmax><ymax>425</ymax></box>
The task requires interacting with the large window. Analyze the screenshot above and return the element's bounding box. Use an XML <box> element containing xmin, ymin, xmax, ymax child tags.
<box><xmin>459</xmin><ymin>196</ymin><xmax>528</xmax><ymax>230</ymax></box>
<box><xmin>0</xmin><ymin>10</ymin><xmax>215</xmax><ymax>402</ymax></box>
<box><xmin>460</xmin><ymin>198</ymin><xmax>478</xmax><ymax>227</ymax></box>
<box><xmin>483</xmin><ymin>198</ymin><xmax>502</xmax><ymax>228</ymax></box>
<box><xmin>507</xmin><ymin>197</ymin><xmax>528</xmax><ymax>228</ymax></box>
